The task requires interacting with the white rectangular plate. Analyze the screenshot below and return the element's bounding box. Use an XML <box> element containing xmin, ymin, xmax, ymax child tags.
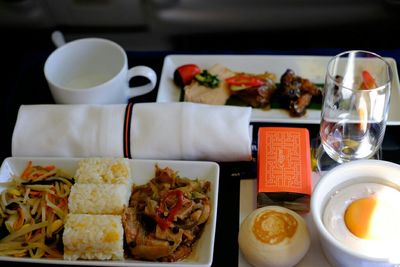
<box><xmin>157</xmin><ymin>55</ymin><xmax>400</xmax><ymax>125</ymax></box>
<box><xmin>0</xmin><ymin>157</ymin><xmax>219</xmax><ymax>267</ymax></box>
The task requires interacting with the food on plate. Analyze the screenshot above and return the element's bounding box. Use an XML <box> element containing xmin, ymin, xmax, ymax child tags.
<box><xmin>182</xmin><ymin>63</ymin><xmax>277</xmax><ymax>108</ymax></box>
<box><xmin>238</xmin><ymin>206</ymin><xmax>310</xmax><ymax>267</ymax></box>
<box><xmin>226</xmin><ymin>72</ymin><xmax>277</xmax><ymax>109</ymax></box>
<box><xmin>0</xmin><ymin>158</ymin><xmax>216</xmax><ymax>262</ymax></box>
<box><xmin>67</xmin><ymin>183</ymin><xmax>131</xmax><ymax>215</ymax></box>
<box><xmin>68</xmin><ymin>157</ymin><xmax>132</xmax><ymax>215</ymax></box>
<box><xmin>0</xmin><ymin>161</ymin><xmax>73</xmax><ymax>258</ymax></box>
<box><xmin>174</xmin><ymin>63</ymin><xmax>220</xmax><ymax>88</ymax></box>
<box><xmin>63</xmin><ymin>214</ymin><xmax>124</xmax><ymax>260</ymax></box>
<box><xmin>64</xmin><ymin>157</ymin><xmax>132</xmax><ymax>261</ymax></box>
<box><xmin>194</xmin><ymin>69</ymin><xmax>220</xmax><ymax>88</ymax></box>
<box><xmin>184</xmin><ymin>64</ymin><xmax>234</xmax><ymax>105</ymax></box>
<box><xmin>173</xmin><ymin>64</ymin><xmax>202</xmax><ymax>87</ymax></box>
<box><xmin>74</xmin><ymin>157</ymin><xmax>132</xmax><ymax>185</ymax></box>
<box><xmin>122</xmin><ymin>165</ymin><xmax>211</xmax><ymax>262</ymax></box>
<box><xmin>279</xmin><ymin>69</ymin><xmax>322</xmax><ymax>117</ymax></box>
<box><xmin>174</xmin><ymin>64</ymin><xmax>322</xmax><ymax>115</ymax></box>
<box><xmin>323</xmin><ymin>182</ymin><xmax>400</xmax><ymax>258</ymax></box>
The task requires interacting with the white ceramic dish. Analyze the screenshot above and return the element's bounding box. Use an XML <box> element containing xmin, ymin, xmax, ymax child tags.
<box><xmin>0</xmin><ymin>157</ymin><xmax>220</xmax><ymax>267</ymax></box>
<box><xmin>157</xmin><ymin>55</ymin><xmax>400</xmax><ymax>125</ymax></box>
<box><xmin>311</xmin><ymin>159</ymin><xmax>400</xmax><ymax>267</ymax></box>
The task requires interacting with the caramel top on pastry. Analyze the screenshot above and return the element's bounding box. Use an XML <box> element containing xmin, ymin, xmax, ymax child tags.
<box><xmin>252</xmin><ymin>210</ymin><xmax>298</xmax><ymax>245</ymax></box>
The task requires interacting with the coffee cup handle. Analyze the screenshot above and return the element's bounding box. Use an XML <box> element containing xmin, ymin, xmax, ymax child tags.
<box><xmin>127</xmin><ymin>66</ymin><xmax>157</xmax><ymax>97</ymax></box>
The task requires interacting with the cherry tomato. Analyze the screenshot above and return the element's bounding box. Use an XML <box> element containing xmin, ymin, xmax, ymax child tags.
<box><xmin>361</xmin><ymin>70</ymin><xmax>377</xmax><ymax>89</ymax></box>
<box><xmin>174</xmin><ymin>64</ymin><xmax>201</xmax><ymax>87</ymax></box>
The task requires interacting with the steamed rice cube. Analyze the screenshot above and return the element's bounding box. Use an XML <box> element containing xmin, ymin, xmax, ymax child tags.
<box><xmin>68</xmin><ymin>183</ymin><xmax>131</xmax><ymax>215</ymax></box>
<box><xmin>63</xmin><ymin>214</ymin><xmax>124</xmax><ymax>260</ymax></box>
<box><xmin>74</xmin><ymin>158</ymin><xmax>132</xmax><ymax>185</ymax></box>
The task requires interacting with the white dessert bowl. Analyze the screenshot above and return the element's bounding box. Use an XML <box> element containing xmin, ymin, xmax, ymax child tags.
<box><xmin>311</xmin><ymin>159</ymin><xmax>400</xmax><ymax>267</ymax></box>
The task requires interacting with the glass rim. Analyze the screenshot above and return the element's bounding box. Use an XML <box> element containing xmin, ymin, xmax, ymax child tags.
<box><xmin>327</xmin><ymin>50</ymin><xmax>393</xmax><ymax>92</ymax></box>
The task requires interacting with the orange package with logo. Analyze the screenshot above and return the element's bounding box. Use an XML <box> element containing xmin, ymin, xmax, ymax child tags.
<box><xmin>257</xmin><ymin>127</ymin><xmax>312</xmax><ymax>212</ymax></box>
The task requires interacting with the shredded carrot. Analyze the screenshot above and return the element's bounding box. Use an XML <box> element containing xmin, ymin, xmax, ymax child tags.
<box><xmin>56</xmin><ymin>199</ymin><xmax>66</xmax><ymax>209</ymax></box>
<box><xmin>13</xmin><ymin>208</ymin><xmax>25</xmax><ymax>231</ymax></box>
<box><xmin>28</xmin><ymin>229</ymin><xmax>44</xmax><ymax>243</ymax></box>
<box><xmin>29</xmin><ymin>191</ymin><xmax>42</xmax><ymax>197</ymax></box>
<box><xmin>0</xmin><ymin>161</ymin><xmax>73</xmax><ymax>259</ymax></box>
<box><xmin>13</xmin><ymin>251</ymin><xmax>27</xmax><ymax>257</ymax></box>
<box><xmin>25</xmin><ymin>229</ymin><xmax>32</xmax><ymax>242</ymax></box>
<box><xmin>20</xmin><ymin>161</ymin><xmax>33</xmax><ymax>180</ymax></box>
<box><xmin>43</xmin><ymin>165</ymin><xmax>56</xmax><ymax>172</ymax></box>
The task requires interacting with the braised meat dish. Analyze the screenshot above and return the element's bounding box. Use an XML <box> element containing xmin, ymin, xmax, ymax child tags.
<box><xmin>228</xmin><ymin>72</ymin><xmax>277</xmax><ymax>109</ymax></box>
<box><xmin>279</xmin><ymin>69</ymin><xmax>322</xmax><ymax>117</ymax></box>
<box><xmin>122</xmin><ymin>165</ymin><xmax>211</xmax><ymax>262</ymax></box>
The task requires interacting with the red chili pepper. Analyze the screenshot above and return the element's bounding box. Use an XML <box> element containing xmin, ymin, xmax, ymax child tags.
<box><xmin>361</xmin><ymin>70</ymin><xmax>377</xmax><ymax>89</ymax></box>
<box><xmin>225</xmin><ymin>75</ymin><xmax>265</xmax><ymax>87</ymax></box>
<box><xmin>155</xmin><ymin>189</ymin><xmax>184</xmax><ymax>230</ymax></box>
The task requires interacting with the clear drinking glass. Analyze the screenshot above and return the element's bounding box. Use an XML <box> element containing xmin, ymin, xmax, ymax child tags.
<box><xmin>319</xmin><ymin>50</ymin><xmax>392</xmax><ymax>169</ymax></box>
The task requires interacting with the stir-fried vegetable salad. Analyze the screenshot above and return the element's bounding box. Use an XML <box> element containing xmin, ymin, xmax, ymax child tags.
<box><xmin>0</xmin><ymin>161</ymin><xmax>74</xmax><ymax>258</ymax></box>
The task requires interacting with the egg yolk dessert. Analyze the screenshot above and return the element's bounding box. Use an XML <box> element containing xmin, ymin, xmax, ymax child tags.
<box><xmin>344</xmin><ymin>195</ymin><xmax>400</xmax><ymax>240</ymax></box>
<box><xmin>238</xmin><ymin>206</ymin><xmax>310</xmax><ymax>267</ymax></box>
<box><xmin>323</xmin><ymin>182</ymin><xmax>400</xmax><ymax>259</ymax></box>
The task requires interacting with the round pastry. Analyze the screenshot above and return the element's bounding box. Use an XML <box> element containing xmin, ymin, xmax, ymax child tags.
<box><xmin>238</xmin><ymin>206</ymin><xmax>310</xmax><ymax>267</ymax></box>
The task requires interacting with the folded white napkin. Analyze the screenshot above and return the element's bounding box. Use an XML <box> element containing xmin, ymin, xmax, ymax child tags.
<box><xmin>12</xmin><ymin>103</ymin><xmax>252</xmax><ymax>162</ymax></box>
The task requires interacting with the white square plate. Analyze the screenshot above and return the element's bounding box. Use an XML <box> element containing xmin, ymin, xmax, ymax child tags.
<box><xmin>157</xmin><ymin>55</ymin><xmax>400</xmax><ymax>125</ymax></box>
<box><xmin>0</xmin><ymin>157</ymin><xmax>220</xmax><ymax>267</ymax></box>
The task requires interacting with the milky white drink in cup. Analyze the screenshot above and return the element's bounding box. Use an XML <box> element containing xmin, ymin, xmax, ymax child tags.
<box><xmin>44</xmin><ymin>38</ymin><xmax>157</xmax><ymax>104</ymax></box>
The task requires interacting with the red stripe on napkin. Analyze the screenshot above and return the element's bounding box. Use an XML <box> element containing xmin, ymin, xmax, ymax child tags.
<box><xmin>123</xmin><ymin>102</ymin><xmax>134</xmax><ymax>158</ymax></box>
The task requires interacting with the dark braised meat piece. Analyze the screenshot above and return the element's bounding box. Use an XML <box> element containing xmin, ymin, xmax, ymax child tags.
<box><xmin>232</xmin><ymin>84</ymin><xmax>277</xmax><ymax>109</ymax></box>
<box><xmin>291</xmin><ymin>93</ymin><xmax>313</xmax><ymax>117</ymax></box>
<box><xmin>231</xmin><ymin>73</ymin><xmax>277</xmax><ymax>109</ymax></box>
<box><xmin>280</xmin><ymin>69</ymin><xmax>321</xmax><ymax>117</ymax></box>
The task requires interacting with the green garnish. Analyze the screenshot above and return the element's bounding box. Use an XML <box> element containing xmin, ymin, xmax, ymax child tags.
<box><xmin>194</xmin><ymin>70</ymin><xmax>219</xmax><ymax>88</ymax></box>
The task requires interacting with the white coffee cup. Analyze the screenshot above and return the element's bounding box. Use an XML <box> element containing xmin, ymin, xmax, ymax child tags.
<box><xmin>44</xmin><ymin>38</ymin><xmax>157</xmax><ymax>104</ymax></box>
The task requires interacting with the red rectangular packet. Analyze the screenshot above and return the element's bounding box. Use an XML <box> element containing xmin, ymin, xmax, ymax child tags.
<box><xmin>257</xmin><ymin>127</ymin><xmax>312</xmax><ymax>212</ymax></box>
